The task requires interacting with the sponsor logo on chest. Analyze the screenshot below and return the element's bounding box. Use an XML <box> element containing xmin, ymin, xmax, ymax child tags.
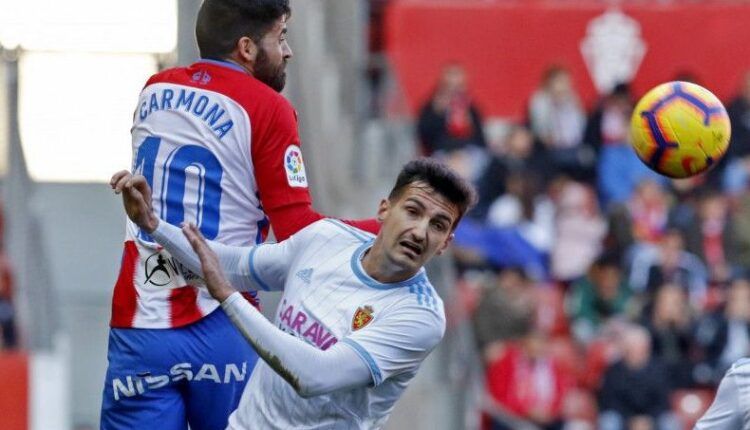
<box><xmin>278</xmin><ymin>299</ymin><xmax>338</xmax><ymax>350</ymax></box>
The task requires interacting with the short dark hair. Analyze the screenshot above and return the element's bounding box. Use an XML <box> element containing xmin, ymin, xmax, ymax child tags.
<box><xmin>196</xmin><ymin>0</ymin><xmax>291</xmax><ymax>59</ymax></box>
<box><xmin>388</xmin><ymin>158</ymin><xmax>477</xmax><ymax>227</ymax></box>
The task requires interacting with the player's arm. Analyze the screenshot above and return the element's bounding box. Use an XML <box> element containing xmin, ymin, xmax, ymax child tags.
<box><xmin>182</xmin><ymin>223</ymin><xmax>373</xmax><ymax>397</ymax></box>
<box><xmin>694</xmin><ymin>368</ymin><xmax>742</xmax><ymax>429</ymax></box>
<box><xmin>252</xmin><ymin>98</ymin><xmax>379</xmax><ymax>241</ymax></box>
<box><xmin>111</xmin><ymin>171</ymin><xmax>290</xmax><ymax>293</ymax></box>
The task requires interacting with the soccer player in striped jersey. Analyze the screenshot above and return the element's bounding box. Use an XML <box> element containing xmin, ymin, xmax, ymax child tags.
<box><xmin>695</xmin><ymin>358</ymin><xmax>750</xmax><ymax>429</ymax></box>
<box><xmin>111</xmin><ymin>159</ymin><xmax>476</xmax><ymax>429</ymax></box>
<box><xmin>101</xmin><ymin>1</ymin><xmax>377</xmax><ymax>429</ymax></box>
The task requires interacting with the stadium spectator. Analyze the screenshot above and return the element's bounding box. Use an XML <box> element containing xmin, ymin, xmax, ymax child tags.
<box><xmin>550</xmin><ymin>180</ymin><xmax>606</xmax><ymax>283</ymax></box>
<box><xmin>597</xmin><ymin>325</ymin><xmax>678</xmax><ymax>430</ymax></box>
<box><xmin>629</xmin><ymin>229</ymin><xmax>707</xmax><ymax>309</ymax></box>
<box><xmin>644</xmin><ymin>284</ymin><xmax>696</xmax><ymax>389</ymax></box>
<box><xmin>486</xmin><ymin>171</ymin><xmax>555</xmax><ymax>257</ymax></box>
<box><xmin>365</xmin><ymin>0</ymin><xmax>391</xmax><ymax>117</ymax></box>
<box><xmin>102</xmin><ymin>2</ymin><xmax>378</xmax><ymax>429</ymax></box>
<box><xmin>586</xmin><ymin>83</ymin><xmax>660</xmax><ymax>210</ymax></box>
<box><xmin>675</xmin><ymin>193</ymin><xmax>733</xmax><ymax>284</ymax></box>
<box><xmin>472</xmin><ymin>125</ymin><xmax>545</xmax><ymax>221</ymax></box>
<box><xmin>473</xmin><ymin>267</ymin><xmax>536</xmax><ymax>354</ymax></box>
<box><xmin>416</xmin><ymin>64</ymin><xmax>486</xmax><ymax>157</ymax></box>
<box><xmin>694</xmin><ymin>277</ymin><xmax>750</xmax><ymax>384</ymax></box>
<box><xmin>0</xmin><ymin>252</ymin><xmax>15</xmax><ymax>350</ymax></box>
<box><xmin>528</xmin><ymin>65</ymin><xmax>591</xmax><ymax>182</ymax></box>
<box><xmin>0</xmin><ymin>201</ymin><xmax>16</xmax><ymax>350</ymax></box>
<box><xmin>483</xmin><ymin>329</ymin><xmax>574</xmax><ymax>430</ymax></box>
<box><xmin>567</xmin><ymin>254</ymin><xmax>632</xmax><ymax>345</ymax></box>
<box><xmin>727</xmin><ymin>186</ymin><xmax>750</xmax><ymax>269</ymax></box>
<box><xmin>606</xmin><ymin>179</ymin><xmax>671</xmax><ymax>260</ymax></box>
<box><xmin>720</xmin><ymin>70</ymin><xmax>750</xmax><ymax>195</ymax></box>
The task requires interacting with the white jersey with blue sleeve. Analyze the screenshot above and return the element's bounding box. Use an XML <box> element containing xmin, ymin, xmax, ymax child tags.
<box><xmin>226</xmin><ymin>219</ymin><xmax>446</xmax><ymax>429</ymax></box>
<box><xmin>695</xmin><ymin>358</ymin><xmax>750</xmax><ymax>429</ymax></box>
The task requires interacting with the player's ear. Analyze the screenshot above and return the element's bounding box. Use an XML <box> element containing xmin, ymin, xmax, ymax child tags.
<box><xmin>376</xmin><ymin>198</ymin><xmax>390</xmax><ymax>223</ymax></box>
<box><xmin>236</xmin><ymin>36</ymin><xmax>258</xmax><ymax>64</ymax></box>
<box><xmin>435</xmin><ymin>233</ymin><xmax>454</xmax><ymax>255</ymax></box>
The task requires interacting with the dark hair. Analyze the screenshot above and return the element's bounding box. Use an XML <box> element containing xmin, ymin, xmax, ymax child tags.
<box><xmin>593</xmin><ymin>252</ymin><xmax>621</xmax><ymax>270</ymax></box>
<box><xmin>196</xmin><ymin>0</ymin><xmax>291</xmax><ymax>59</ymax></box>
<box><xmin>388</xmin><ymin>158</ymin><xmax>477</xmax><ymax>227</ymax></box>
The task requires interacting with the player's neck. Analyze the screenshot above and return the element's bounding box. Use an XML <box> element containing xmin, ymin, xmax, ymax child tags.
<box><xmin>361</xmin><ymin>241</ymin><xmax>418</xmax><ymax>284</ymax></box>
<box><xmin>220</xmin><ymin>54</ymin><xmax>254</xmax><ymax>76</ymax></box>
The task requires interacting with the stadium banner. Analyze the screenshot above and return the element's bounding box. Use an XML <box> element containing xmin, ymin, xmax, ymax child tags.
<box><xmin>385</xmin><ymin>0</ymin><xmax>750</xmax><ymax>119</ymax></box>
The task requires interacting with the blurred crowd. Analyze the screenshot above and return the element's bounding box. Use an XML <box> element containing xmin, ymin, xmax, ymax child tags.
<box><xmin>0</xmin><ymin>202</ymin><xmax>17</xmax><ymax>351</ymax></box>
<box><xmin>415</xmin><ymin>64</ymin><xmax>750</xmax><ymax>430</ymax></box>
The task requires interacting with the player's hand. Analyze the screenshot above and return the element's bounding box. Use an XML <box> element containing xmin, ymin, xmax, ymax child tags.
<box><xmin>111</xmin><ymin>170</ymin><xmax>159</xmax><ymax>233</ymax></box>
<box><xmin>182</xmin><ymin>223</ymin><xmax>236</xmax><ymax>302</ymax></box>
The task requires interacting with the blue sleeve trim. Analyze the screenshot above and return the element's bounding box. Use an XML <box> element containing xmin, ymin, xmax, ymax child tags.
<box><xmin>341</xmin><ymin>338</ymin><xmax>383</xmax><ymax>386</ymax></box>
<box><xmin>247</xmin><ymin>246</ymin><xmax>271</xmax><ymax>291</ymax></box>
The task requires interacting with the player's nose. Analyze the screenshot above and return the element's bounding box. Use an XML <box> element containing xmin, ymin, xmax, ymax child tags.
<box><xmin>283</xmin><ymin>42</ymin><xmax>293</xmax><ymax>59</ymax></box>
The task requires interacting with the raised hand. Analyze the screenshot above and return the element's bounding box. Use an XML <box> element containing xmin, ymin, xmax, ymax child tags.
<box><xmin>182</xmin><ymin>222</ymin><xmax>236</xmax><ymax>302</ymax></box>
<box><xmin>110</xmin><ymin>170</ymin><xmax>159</xmax><ymax>233</ymax></box>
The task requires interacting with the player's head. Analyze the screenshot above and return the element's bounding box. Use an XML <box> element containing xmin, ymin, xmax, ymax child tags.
<box><xmin>196</xmin><ymin>0</ymin><xmax>292</xmax><ymax>92</ymax></box>
<box><xmin>375</xmin><ymin>158</ymin><xmax>476</xmax><ymax>273</ymax></box>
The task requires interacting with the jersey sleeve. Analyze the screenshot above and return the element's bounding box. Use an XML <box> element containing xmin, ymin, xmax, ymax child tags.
<box><xmin>252</xmin><ymin>97</ymin><xmax>312</xmax><ymax>213</ymax></box>
<box><xmin>695</xmin><ymin>366</ymin><xmax>743</xmax><ymax>429</ymax></box>
<box><xmin>247</xmin><ymin>220</ymin><xmax>326</xmax><ymax>291</ymax></box>
<box><xmin>341</xmin><ymin>302</ymin><xmax>445</xmax><ymax>386</ymax></box>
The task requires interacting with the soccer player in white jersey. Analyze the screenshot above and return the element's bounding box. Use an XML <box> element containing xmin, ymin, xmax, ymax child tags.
<box><xmin>111</xmin><ymin>158</ymin><xmax>477</xmax><ymax>429</ymax></box>
<box><xmin>695</xmin><ymin>357</ymin><xmax>750</xmax><ymax>429</ymax></box>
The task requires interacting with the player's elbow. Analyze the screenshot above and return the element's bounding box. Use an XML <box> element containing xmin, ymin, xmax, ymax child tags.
<box><xmin>295</xmin><ymin>380</ymin><xmax>332</xmax><ymax>398</ymax></box>
<box><xmin>295</xmin><ymin>385</ymin><xmax>317</xmax><ymax>399</ymax></box>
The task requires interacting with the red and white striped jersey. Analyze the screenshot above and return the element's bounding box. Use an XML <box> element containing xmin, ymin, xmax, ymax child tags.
<box><xmin>111</xmin><ymin>60</ymin><xmax>313</xmax><ymax>329</ymax></box>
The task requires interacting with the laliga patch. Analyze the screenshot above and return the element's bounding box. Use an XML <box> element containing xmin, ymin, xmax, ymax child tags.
<box><xmin>284</xmin><ymin>145</ymin><xmax>308</xmax><ymax>187</ymax></box>
<box><xmin>352</xmin><ymin>305</ymin><xmax>374</xmax><ymax>331</ymax></box>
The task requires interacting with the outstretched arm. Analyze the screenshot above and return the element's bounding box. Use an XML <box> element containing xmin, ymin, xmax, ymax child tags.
<box><xmin>110</xmin><ymin>171</ymin><xmax>261</xmax><ymax>293</ymax></box>
<box><xmin>182</xmin><ymin>223</ymin><xmax>372</xmax><ymax>396</ymax></box>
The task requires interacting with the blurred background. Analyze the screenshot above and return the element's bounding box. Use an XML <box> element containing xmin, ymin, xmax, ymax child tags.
<box><xmin>2</xmin><ymin>0</ymin><xmax>750</xmax><ymax>429</ymax></box>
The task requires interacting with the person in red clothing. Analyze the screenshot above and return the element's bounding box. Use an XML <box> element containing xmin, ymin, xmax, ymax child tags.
<box><xmin>483</xmin><ymin>330</ymin><xmax>573</xmax><ymax>430</ymax></box>
<box><xmin>100</xmin><ymin>1</ymin><xmax>377</xmax><ymax>429</ymax></box>
<box><xmin>0</xmin><ymin>202</ymin><xmax>16</xmax><ymax>350</ymax></box>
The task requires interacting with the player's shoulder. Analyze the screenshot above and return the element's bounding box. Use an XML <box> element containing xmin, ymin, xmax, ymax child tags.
<box><xmin>389</xmin><ymin>279</ymin><xmax>445</xmax><ymax>329</ymax></box>
<box><xmin>143</xmin><ymin>65</ymin><xmax>188</xmax><ymax>88</ymax></box>
<box><xmin>144</xmin><ymin>61</ymin><xmax>288</xmax><ymax>108</ymax></box>
<box><xmin>316</xmin><ymin>218</ymin><xmax>376</xmax><ymax>244</ymax></box>
<box><xmin>404</xmin><ymin>280</ymin><xmax>444</xmax><ymax>315</ymax></box>
<box><xmin>729</xmin><ymin>357</ymin><xmax>750</xmax><ymax>375</ymax></box>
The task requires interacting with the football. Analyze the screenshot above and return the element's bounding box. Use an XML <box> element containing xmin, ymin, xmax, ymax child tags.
<box><xmin>630</xmin><ymin>81</ymin><xmax>731</xmax><ymax>178</ymax></box>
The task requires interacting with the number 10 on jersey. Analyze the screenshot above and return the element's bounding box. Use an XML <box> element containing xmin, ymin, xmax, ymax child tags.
<box><xmin>134</xmin><ymin>136</ymin><xmax>224</xmax><ymax>242</ymax></box>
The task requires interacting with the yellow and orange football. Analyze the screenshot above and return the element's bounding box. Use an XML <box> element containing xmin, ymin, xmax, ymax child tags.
<box><xmin>630</xmin><ymin>81</ymin><xmax>731</xmax><ymax>178</ymax></box>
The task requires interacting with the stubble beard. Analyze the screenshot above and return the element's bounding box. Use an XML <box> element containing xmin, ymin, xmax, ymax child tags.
<box><xmin>255</xmin><ymin>48</ymin><xmax>287</xmax><ymax>92</ymax></box>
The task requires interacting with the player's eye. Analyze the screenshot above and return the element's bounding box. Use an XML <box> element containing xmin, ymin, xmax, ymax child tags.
<box><xmin>431</xmin><ymin>221</ymin><xmax>447</xmax><ymax>232</ymax></box>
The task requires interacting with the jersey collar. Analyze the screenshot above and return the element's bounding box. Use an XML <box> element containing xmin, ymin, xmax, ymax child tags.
<box><xmin>197</xmin><ymin>58</ymin><xmax>248</xmax><ymax>74</ymax></box>
<box><xmin>350</xmin><ymin>240</ymin><xmax>427</xmax><ymax>290</ymax></box>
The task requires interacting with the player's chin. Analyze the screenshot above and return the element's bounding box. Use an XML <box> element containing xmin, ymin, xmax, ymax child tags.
<box><xmin>393</xmin><ymin>250</ymin><xmax>423</xmax><ymax>271</ymax></box>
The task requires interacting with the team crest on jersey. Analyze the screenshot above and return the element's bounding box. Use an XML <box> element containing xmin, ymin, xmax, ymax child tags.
<box><xmin>284</xmin><ymin>145</ymin><xmax>308</xmax><ymax>188</ymax></box>
<box><xmin>352</xmin><ymin>305</ymin><xmax>374</xmax><ymax>331</ymax></box>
